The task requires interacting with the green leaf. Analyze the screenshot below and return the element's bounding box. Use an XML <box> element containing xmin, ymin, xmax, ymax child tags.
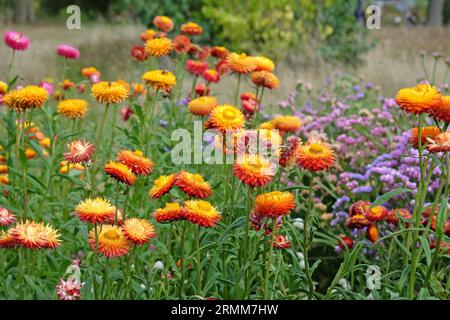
<box><xmin>369</xmin><ymin>188</ymin><xmax>414</xmax><ymax>208</ymax></box>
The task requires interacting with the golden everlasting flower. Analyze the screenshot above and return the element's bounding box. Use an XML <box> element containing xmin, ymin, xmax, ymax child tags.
<box><xmin>251</xmin><ymin>71</ymin><xmax>279</xmax><ymax>89</ymax></box>
<box><xmin>89</xmin><ymin>225</ymin><xmax>130</xmax><ymax>258</ymax></box>
<box><xmin>142</xmin><ymin>70</ymin><xmax>176</xmax><ymax>92</ymax></box>
<box><xmin>104</xmin><ymin>161</ymin><xmax>137</xmax><ymax>185</ymax></box>
<box><xmin>149</xmin><ymin>174</ymin><xmax>177</xmax><ymax>199</ymax></box>
<box><xmin>396</xmin><ymin>83</ymin><xmax>442</xmax><ymax>115</ymax></box>
<box><xmin>145</xmin><ymin>37</ymin><xmax>173</xmax><ymax>57</ymax></box>
<box><xmin>188</xmin><ymin>96</ymin><xmax>218</xmax><ymax>116</ymax></box>
<box><xmin>296</xmin><ymin>140</ymin><xmax>335</xmax><ymax>172</ymax></box>
<box><xmin>117</xmin><ymin>150</ymin><xmax>154</xmax><ymax>176</ymax></box>
<box><xmin>251</xmin><ymin>56</ymin><xmax>275</xmax><ymax>72</ymax></box>
<box><xmin>207</xmin><ymin>104</ymin><xmax>245</xmax><ymax>132</ymax></box>
<box><xmin>183</xmin><ymin>200</ymin><xmax>221</xmax><ymax>227</ymax></box>
<box><xmin>272</xmin><ymin>115</ymin><xmax>302</xmax><ymax>133</ymax></box>
<box><xmin>91</xmin><ymin>81</ymin><xmax>129</xmax><ymax>104</ymax></box>
<box><xmin>180</xmin><ymin>22</ymin><xmax>203</xmax><ymax>35</ymax></box>
<box><xmin>122</xmin><ymin>218</ymin><xmax>156</xmax><ymax>245</ymax></box>
<box><xmin>26</xmin><ymin>148</ymin><xmax>37</xmax><ymax>160</ymax></box>
<box><xmin>233</xmin><ymin>154</ymin><xmax>276</xmax><ymax>187</ymax></box>
<box><xmin>259</xmin><ymin>121</ymin><xmax>275</xmax><ymax>130</ymax></box>
<box><xmin>254</xmin><ymin>191</ymin><xmax>296</xmax><ymax>218</ymax></box>
<box><xmin>226</xmin><ymin>53</ymin><xmax>256</xmax><ymax>74</ymax></box>
<box><xmin>153</xmin><ymin>202</ymin><xmax>184</xmax><ymax>223</ymax></box>
<box><xmin>175</xmin><ymin>171</ymin><xmax>212</xmax><ymax>199</ymax></box>
<box><xmin>430</xmin><ymin>96</ymin><xmax>450</xmax><ymax>122</ymax></box>
<box><xmin>57</xmin><ymin>99</ymin><xmax>88</xmax><ymax>119</ymax></box>
<box><xmin>0</xmin><ymin>165</ymin><xmax>7</xmax><ymax>174</ymax></box>
<box><xmin>409</xmin><ymin>126</ymin><xmax>440</xmax><ymax>148</ymax></box>
<box><xmin>75</xmin><ymin>197</ymin><xmax>116</xmax><ymax>224</ymax></box>
<box><xmin>59</xmin><ymin>161</ymin><xmax>84</xmax><ymax>174</ymax></box>
<box><xmin>4</xmin><ymin>85</ymin><xmax>48</xmax><ymax>112</ymax></box>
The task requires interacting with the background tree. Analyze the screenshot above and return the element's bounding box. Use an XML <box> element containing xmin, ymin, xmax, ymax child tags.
<box><xmin>427</xmin><ymin>0</ymin><xmax>445</xmax><ymax>25</ymax></box>
<box><xmin>13</xmin><ymin>0</ymin><xmax>35</xmax><ymax>24</ymax></box>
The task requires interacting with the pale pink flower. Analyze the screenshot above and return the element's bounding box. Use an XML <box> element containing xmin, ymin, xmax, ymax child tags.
<box><xmin>0</xmin><ymin>207</ymin><xmax>16</xmax><ymax>226</ymax></box>
<box><xmin>3</xmin><ymin>31</ymin><xmax>29</xmax><ymax>51</ymax></box>
<box><xmin>64</xmin><ymin>140</ymin><xmax>95</xmax><ymax>164</ymax></box>
<box><xmin>56</xmin><ymin>279</ymin><xmax>83</xmax><ymax>300</ymax></box>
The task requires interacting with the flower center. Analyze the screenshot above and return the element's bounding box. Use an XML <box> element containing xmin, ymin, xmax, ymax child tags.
<box><xmin>223</xmin><ymin>109</ymin><xmax>237</xmax><ymax>120</ymax></box>
<box><xmin>104</xmin><ymin>230</ymin><xmax>120</xmax><ymax>240</ymax></box>
<box><xmin>309</xmin><ymin>144</ymin><xmax>324</xmax><ymax>154</ymax></box>
<box><xmin>197</xmin><ymin>201</ymin><xmax>211</xmax><ymax>211</ymax></box>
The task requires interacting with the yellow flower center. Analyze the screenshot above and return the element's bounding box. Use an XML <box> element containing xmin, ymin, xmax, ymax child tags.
<box><xmin>197</xmin><ymin>201</ymin><xmax>211</xmax><ymax>211</ymax></box>
<box><xmin>223</xmin><ymin>109</ymin><xmax>237</xmax><ymax>120</ymax></box>
<box><xmin>309</xmin><ymin>144</ymin><xmax>324</xmax><ymax>154</ymax></box>
<box><xmin>191</xmin><ymin>174</ymin><xmax>204</xmax><ymax>183</ymax></box>
<box><xmin>134</xmin><ymin>150</ymin><xmax>144</xmax><ymax>157</ymax></box>
<box><xmin>104</xmin><ymin>230</ymin><xmax>120</xmax><ymax>240</ymax></box>
<box><xmin>166</xmin><ymin>203</ymin><xmax>180</xmax><ymax>210</ymax></box>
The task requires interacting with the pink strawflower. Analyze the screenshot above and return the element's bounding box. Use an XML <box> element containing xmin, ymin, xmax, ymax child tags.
<box><xmin>0</xmin><ymin>207</ymin><xmax>16</xmax><ymax>226</ymax></box>
<box><xmin>3</xmin><ymin>31</ymin><xmax>29</xmax><ymax>51</ymax></box>
<box><xmin>40</xmin><ymin>81</ymin><xmax>55</xmax><ymax>95</ymax></box>
<box><xmin>56</xmin><ymin>44</ymin><xmax>80</xmax><ymax>60</ymax></box>
<box><xmin>56</xmin><ymin>279</ymin><xmax>83</xmax><ymax>300</ymax></box>
<box><xmin>64</xmin><ymin>140</ymin><xmax>95</xmax><ymax>164</ymax></box>
<box><xmin>89</xmin><ymin>72</ymin><xmax>101</xmax><ymax>84</ymax></box>
<box><xmin>121</xmin><ymin>106</ymin><xmax>134</xmax><ymax>122</ymax></box>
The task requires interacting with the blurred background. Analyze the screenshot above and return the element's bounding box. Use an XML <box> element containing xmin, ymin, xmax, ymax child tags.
<box><xmin>0</xmin><ymin>0</ymin><xmax>449</xmax><ymax>99</ymax></box>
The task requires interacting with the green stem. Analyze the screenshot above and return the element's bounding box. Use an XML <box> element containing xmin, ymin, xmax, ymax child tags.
<box><xmin>94</xmin><ymin>104</ymin><xmax>110</xmax><ymax>164</ymax></box>
<box><xmin>195</xmin><ymin>224</ymin><xmax>202</xmax><ymax>294</ymax></box>
<box><xmin>240</xmin><ymin>187</ymin><xmax>253</xmax><ymax>266</ymax></box>
<box><xmin>263</xmin><ymin>218</ymin><xmax>278</xmax><ymax>299</ymax></box>
<box><xmin>178</xmin><ymin>221</ymin><xmax>188</xmax><ymax>299</ymax></box>
<box><xmin>303</xmin><ymin>171</ymin><xmax>316</xmax><ymax>300</ymax></box>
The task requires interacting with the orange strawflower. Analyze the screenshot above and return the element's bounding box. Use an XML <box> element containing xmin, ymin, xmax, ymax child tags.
<box><xmin>211</xmin><ymin>46</ymin><xmax>229</xmax><ymax>59</ymax></box>
<box><xmin>0</xmin><ymin>165</ymin><xmax>7</xmax><ymax>174</ymax></box>
<box><xmin>251</xmin><ymin>71</ymin><xmax>279</xmax><ymax>89</ymax></box>
<box><xmin>153</xmin><ymin>16</ymin><xmax>174</xmax><ymax>32</ymax></box>
<box><xmin>142</xmin><ymin>70</ymin><xmax>176</xmax><ymax>92</ymax></box>
<box><xmin>122</xmin><ymin>218</ymin><xmax>156</xmax><ymax>245</ymax></box>
<box><xmin>396</xmin><ymin>83</ymin><xmax>442</xmax><ymax>115</ymax></box>
<box><xmin>233</xmin><ymin>154</ymin><xmax>276</xmax><ymax>187</ymax></box>
<box><xmin>145</xmin><ymin>37</ymin><xmax>173</xmax><ymax>57</ymax></box>
<box><xmin>296</xmin><ymin>140</ymin><xmax>335</xmax><ymax>172</ymax></box>
<box><xmin>82</xmin><ymin>66</ymin><xmax>100</xmax><ymax>78</ymax></box>
<box><xmin>280</xmin><ymin>137</ymin><xmax>302</xmax><ymax>167</ymax></box>
<box><xmin>272</xmin><ymin>234</ymin><xmax>291</xmax><ymax>249</ymax></box>
<box><xmin>430</xmin><ymin>96</ymin><xmax>450</xmax><ymax>122</ymax></box>
<box><xmin>89</xmin><ymin>225</ymin><xmax>130</xmax><ymax>258</ymax></box>
<box><xmin>173</xmin><ymin>35</ymin><xmax>192</xmax><ymax>54</ymax></box>
<box><xmin>183</xmin><ymin>200</ymin><xmax>221</xmax><ymax>227</ymax></box>
<box><xmin>226</xmin><ymin>53</ymin><xmax>256</xmax><ymax>74</ymax></box>
<box><xmin>104</xmin><ymin>161</ymin><xmax>137</xmax><ymax>185</ymax></box>
<box><xmin>91</xmin><ymin>81</ymin><xmax>129</xmax><ymax>104</ymax></box>
<box><xmin>345</xmin><ymin>214</ymin><xmax>371</xmax><ymax>229</ymax></box>
<box><xmin>207</xmin><ymin>104</ymin><xmax>245</xmax><ymax>132</ymax></box>
<box><xmin>188</xmin><ymin>96</ymin><xmax>218</xmax><ymax>116</ymax></box>
<box><xmin>154</xmin><ymin>202</ymin><xmax>184</xmax><ymax>223</ymax></box>
<box><xmin>254</xmin><ymin>191</ymin><xmax>296</xmax><ymax>218</ymax></box>
<box><xmin>0</xmin><ymin>175</ymin><xmax>10</xmax><ymax>185</ymax></box>
<box><xmin>175</xmin><ymin>171</ymin><xmax>212</xmax><ymax>199</ymax></box>
<box><xmin>386</xmin><ymin>208</ymin><xmax>412</xmax><ymax>225</ymax></box>
<box><xmin>149</xmin><ymin>174</ymin><xmax>176</xmax><ymax>198</ymax></box>
<box><xmin>366</xmin><ymin>206</ymin><xmax>388</xmax><ymax>222</ymax></box>
<box><xmin>202</xmin><ymin>69</ymin><xmax>220</xmax><ymax>83</ymax></box>
<box><xmin>26</xmin><ymin>148</ymin><xmax>37</xmax><ymax>159</ymax></box>
<box><xmin>140</xmin><ymin>29</ymin><xmax>157</xmax><ymax>42</ymax></box>
<box><xmin>427</xmin><ymin>132</ymin><xmax>450</xmax><ymax>152</ymax></box>
<box><xmin>272</xmin><ymin>115</ymin><xmax>302</xmax><ymax>133</ymax></box>
<box><xmin>409</xmin><ymin>126</ymin><xmax>441</xmax><ymax>148</ymax></box>
<box><xmin>366</xmin><ymin>224</ymin><xmax>379</xmax><ymax>243</ymax></box>
<box><xmin>185</xmin><ymin>60</ymin><xmax>208</xmax><ymax>75</ymax></box>
<box><xmin>180</xmin><ymin>22</ymin><xmax>203</xmax><ymax>35</ymax></box>
<box><xmin>75</xmin><ymin>197</ymin><xmax>116</xmax><ymax>224</ymax></box>
<box><xmin>117</xmin><ymin>150</ymin><xmax>154</xmax><ymax>176</ymax></box>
